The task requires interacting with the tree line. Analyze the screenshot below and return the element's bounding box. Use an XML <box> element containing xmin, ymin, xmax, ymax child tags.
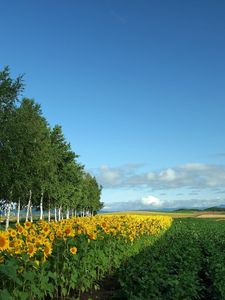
<box><xmin>0</xmin><ymin>66</ymin><xmax>103</xmax><ymax>229</ymax></box>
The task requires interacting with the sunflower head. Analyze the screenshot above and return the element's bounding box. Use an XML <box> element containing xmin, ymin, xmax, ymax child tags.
<box><xmin>43</xmin><ymin>242</ymin><xmax>52</xmax><ymax>258</ymax></box>
<box><xmin>27</xmin><ymin>244</ymin><xmax>37</xmax><ymax>257</ymax></box>
<box><xmin>70</xmin><ymin>246</ymin><xmax>77</xmax><ymax>255</ymax></box>
<box><xmin>0</xmin><ymin>232</ymin><xmax>9</xmax><ymax>251</ymax></box>
<box><xmin>24</xmin><ymin>221</ymin><xmax>32</xmax><ymax>229</ymax></box>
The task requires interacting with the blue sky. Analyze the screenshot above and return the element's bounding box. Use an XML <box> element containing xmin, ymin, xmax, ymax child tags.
<box><xmin>1</xmin><ymin>0</ymin><xmax>225</xmax><ymax>210</ymax></box>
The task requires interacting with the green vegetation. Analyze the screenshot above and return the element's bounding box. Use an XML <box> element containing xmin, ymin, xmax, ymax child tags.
<box><xmin>117</xmin><ymin>218</ymin><xmax>225</xmax><ymax>300</ymax></box>
<box><xmin>0</xmin><ymin>67</ymin><xmax>103</xmax><ymax>229</ymax></box>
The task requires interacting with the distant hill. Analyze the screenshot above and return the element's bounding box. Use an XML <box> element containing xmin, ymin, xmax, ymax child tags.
<box><xmin>203</xmin><ymin>206</ymin><xmax>225</xmax><ymax>212</ymax></box>
<box><xmin>174</xmin><ymin>206</ymin><xmax>225</xmax><ymax>213</ymax></box>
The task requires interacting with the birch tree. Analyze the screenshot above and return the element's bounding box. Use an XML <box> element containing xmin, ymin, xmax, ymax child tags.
<box><xmin>0</xmin><ymin>66</ymin><xmax>23</xmax><ymax>228</ymax></box>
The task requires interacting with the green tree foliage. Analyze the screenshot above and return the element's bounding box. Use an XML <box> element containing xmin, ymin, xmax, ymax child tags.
<box><xmin>49</xmin><ymin>125</ymin><xmax>81</xmax><ymax>219</ymax></box>
<box><xmin>0</xmin><ymin>67</ymin><xmax>103</xmax><ymax>224</ymax></box>
<box><xmin>0</xmin><ymin>67</ymin><xmax>24</xmax><ymax>227</ymax></box>
<box><xmin>0</xmin><ymin>66</ymin><xmax>23</xmax><ymax>114</ymax></box>
<box><xmin>12</xmin><ymin>98</ymin><xmax>54</xmax><ymax>221</ymax></box>
<box><xmin>80</xmin><ymin>173</ymin><xmax>103</xmax><ymax>216</ymax></box>
<box><xmin>0</xmin><ymin>67</ymin><xmax>23</xmax><ymax>198</ymax></box>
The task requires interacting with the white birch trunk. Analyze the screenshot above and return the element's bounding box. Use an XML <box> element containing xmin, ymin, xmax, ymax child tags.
<box><xmin>17</xmin><ymin>199</ymin><xmax>20</xmax><ymax>223</ymax></box>
<box><xmin>25</xmin><ymin>204</ymin><xmax>29</xmax><ymax>222</ymax></box>
<box><xmin>40</xmin><ymin>192</ymin><xmax>44</xmax><ymax>220</ymax></box>
<box><xmin>26</xmin><ymin>190</ymin><xmax>32</xmax><ymax>222</ymax></box>
<box><xmin>75</xmin><ymin>209</ymin><xmax>77</xmax><ymax>217</ymax></box>
<box><xmin>54</xmin><ymin>207</ymin><xmax>57</xmax><ymax>221</ymax></box>
<box><xmin>66</xmin><ymin>208</ymin><xmax>69</xmax><ymax>219</ymax></box>
<box><xmin>48</xmin><ymin>204</ymin><xmax>51</xmax><ymax>222</ymax></box>
<box><xmin>30</xmin><ymin>205</ymin><xmax>33</xmax><ymax>222</ymax></box>
<box><xmin>5</xmin><ymin>201</ymin><xmax>12</xmax><ymax>230</ymax></box>
<box><xmin>58</xmin><ymin>206</ymin><xmax>61</xmax><ymax>221</ymax></box>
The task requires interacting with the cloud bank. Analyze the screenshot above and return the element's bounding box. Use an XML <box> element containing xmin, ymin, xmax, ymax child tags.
<box><xmin>93</xmin><ymin>162</ymin><xmax>225</xmax><ymax>211</ymax></box>
<box><xmin>103</xmin><ymin>196</ymin><xmax>224</xmax><ymax>212</ymax></box>
<box><xmin>94</xmin><ymin>163</ymin><xmax>225</xmax><ymax>190</ymax></box>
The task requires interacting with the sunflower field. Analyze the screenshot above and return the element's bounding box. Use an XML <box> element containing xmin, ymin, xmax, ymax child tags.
<box><xmin>0</xmin><ymin>215</ymin><xmax>172</xmax><ymax>299</ymax></box>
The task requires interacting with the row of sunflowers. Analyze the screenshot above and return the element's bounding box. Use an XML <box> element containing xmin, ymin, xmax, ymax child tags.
<box><xmin>0</xmin><ymin>215</ymin><xmax>172</xmax><ymax>300</ymax></box>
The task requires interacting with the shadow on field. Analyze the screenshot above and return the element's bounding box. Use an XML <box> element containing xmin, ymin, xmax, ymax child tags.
<box><xmin>78</xmin><ymin>218</ymin><xmax>224</xmax><ymax>300</ymax></box>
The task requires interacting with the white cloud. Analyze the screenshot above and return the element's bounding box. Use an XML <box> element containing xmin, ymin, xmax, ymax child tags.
<box><xmin>92</xmin><ymin>164</ymin><xmax>146</xmax><ymax>188</ymax></box>
<box><xmin>99</xmin><ymin>165</ymin><xmax>120</xmax><ymax>185</ymax></box>
<box><xmin>180</xmin><ymin>163</ymin><xmax>209</xmax><ymax>171</ymax></box>
<box><xmin>159</xmin><ymin>168</ymin><xmax>177</xmax><ymax>182</ymax></box>
<box><xmin>94</xmin><ymin>162</ymin><xmax>225</xmax><ymax>190</ymax></box>
<box><xmin>141</xmin><ymin>195</ymin><xmax>163</xmax><ymax>207</ymax></box>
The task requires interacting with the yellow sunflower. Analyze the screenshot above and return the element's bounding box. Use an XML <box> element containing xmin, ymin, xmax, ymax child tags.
<box><xmin>0</xmin><ymin>232</ymin><xmax>9</xmax><ymax>251</ymax></box>
<box><xmin>70</xmin><ymin>246</ymin><xmax>77</xmax><ymax>255</ymax></box>
<box><xmin>27</xmin><ymin>244</ymin><xmax>37</xmax><ymax>257</ymax></box>
<box><xmin>49</xmin><ymin>233</ymin><xmax>55</xmax><ymax>242</ymax></box>
<box><xmin>43</xmin><ymin>242</ymin><xmax>52</xmax><ymax>258</ymax></box>
<box><xmin>24</xmin><ymin>221</ymin><xmax>32</xmax><ymax>230</ymax></box>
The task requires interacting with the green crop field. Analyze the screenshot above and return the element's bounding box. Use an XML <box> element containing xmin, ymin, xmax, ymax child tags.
<box><xmin>114</xmin><ymin>218</ymin><xmax>225</xmax><ymax>300</ymax></box>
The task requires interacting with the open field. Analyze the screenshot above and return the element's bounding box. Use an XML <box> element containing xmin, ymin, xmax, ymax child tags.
<box><xmin>103</xmin><ymin>210</ymin><xmax>225</xmax><ymax>218</ymax></box>
<box><xmin>197</xmin><ymin>213</ymin><xmax>225</xmax><ymax>218</ymax></box>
